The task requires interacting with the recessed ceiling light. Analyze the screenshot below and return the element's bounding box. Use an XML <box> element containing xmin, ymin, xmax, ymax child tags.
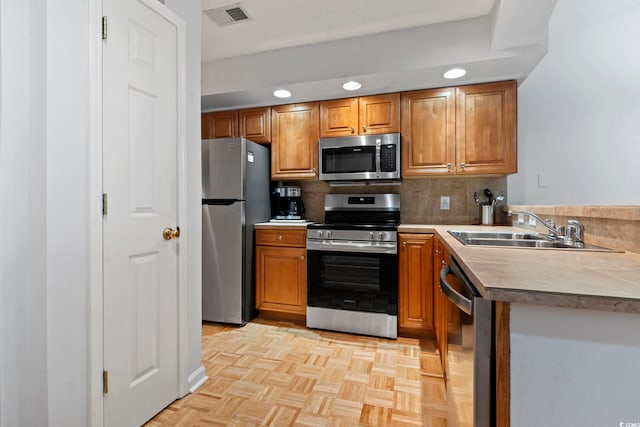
<box><xmin>443</xmin><ymin>68</ymin><xmax>467</xmax><ymax>79</ymax></box>
<box><xmin>273</xmin><ymin>89</ymin><xmax>291</xmax><ymax>98</ymax></box>
<box><xmin>342</xmin><ymin>81</ymin><xmax>362</xmax><ymax>91</ymax></box>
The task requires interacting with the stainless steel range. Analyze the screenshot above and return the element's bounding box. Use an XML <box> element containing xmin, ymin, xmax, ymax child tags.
<box><xmin>306</xmin><ymin>194</ymin><xmax>399</xmax><ymax>339</ymax></box>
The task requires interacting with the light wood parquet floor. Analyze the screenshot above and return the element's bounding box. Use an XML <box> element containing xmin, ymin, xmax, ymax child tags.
<box><xmin>145</xmin><ymin>319</ymin><xmax>471</xmax><ymax>426</ymax></box>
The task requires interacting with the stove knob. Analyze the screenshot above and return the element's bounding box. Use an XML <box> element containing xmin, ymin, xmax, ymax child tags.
<box><xmin>316</xmin><ymin>230</ymin><xmax>323</xmax><ymax>238</ymax></box>
<box><xmin>370</xmin><ymin>232</ymin><xmax>375</xmax><ymax>240</ymax></box>
<box><xmin>327</xmin><ymin>231</ymin><xmax>332</xmax><ymax>239</ymax></box>
<box><xmin>378</xmin><ymin>232</ymin><xmax>385</xmax><ymax>241</ymax></box>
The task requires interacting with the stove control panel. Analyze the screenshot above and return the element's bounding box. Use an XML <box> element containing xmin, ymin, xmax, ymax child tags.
<box><xmin>307</xmin><ymin>228</ymin><xmax>397</xmax><ymax>243</ymax></box>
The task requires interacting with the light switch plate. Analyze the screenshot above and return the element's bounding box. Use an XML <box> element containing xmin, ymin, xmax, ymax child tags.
<box><xmin>529</xmin><ymin>216</ymin><xmax>537</xmax><ymax>226</ymax></box>
<box><xmin>517</xmin><ymin>213</ymin><xmax>525</xmax><ymax>224</ymax></box>
<box><xmin>440</xmin><ymin>196</ymin><xmax>450</xmax><ymax>210</ymax></box>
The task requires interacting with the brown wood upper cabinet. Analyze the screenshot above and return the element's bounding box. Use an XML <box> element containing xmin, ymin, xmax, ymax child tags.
<box><xmin>401</xmin><ymin>87</ymin><xmax>456</xmax><ymax>176</ymax></box>
<box><xmin>401</xmin><ymin>80</ymin><xmax>517</xmax><ymax>176</ymax></box>
<box><xmin>201</xmin><ymin>110</ymin><xmax>238</xmax><ymax>139</ymax></box>
<box><xmin>320</xmin><ymin>93</ymin><xmax>400</xmax><ymax>137</ymax></box>
<box><xmin>398</xmin><ymin>233</ymin><xmax>435</xmax><ymax>337</ymax></box>
<box><xmin>239</xmin><ymin>107</ymin><xmax>271</xmax><ymax>143</ymax></box>
<box><xmin>271</xmin><ymin>102</ymin><xmax>319</xmax><ymax>180</ymax></box>
<box><xmin>456</xmin><ymin>81</ymin><xmax>517</xmax><ymax>174</ymax></box>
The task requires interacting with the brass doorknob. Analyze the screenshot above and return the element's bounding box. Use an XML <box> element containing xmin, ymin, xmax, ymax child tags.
<box><xmin>163</xmin><ymin>227</ymin><xmax>180</xmax><ymax>240</ymax></box>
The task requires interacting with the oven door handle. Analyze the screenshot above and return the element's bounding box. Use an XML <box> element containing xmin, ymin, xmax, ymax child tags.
<box><xmin>439</xmin><ymin>264</ymin><xmax>473</xmax><ymax>316</ymax></box>
<box><xmin>307</xmin><ymin>240</ymin><xmax>397</xmax><ymax>254</ymax></box>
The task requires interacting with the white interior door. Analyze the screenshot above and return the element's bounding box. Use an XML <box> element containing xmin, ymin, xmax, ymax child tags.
<box><xmin>102</xmin><ymin>0</ymin><xmax>180</xmax><ymax>425</ymax></box>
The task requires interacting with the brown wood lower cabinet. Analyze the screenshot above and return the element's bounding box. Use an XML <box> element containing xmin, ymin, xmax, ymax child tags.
<box><xmin>255</xmin><ymin>229</ymin><xmax>307</xmax><ymax>318</ymax></box>
<box><xmin>398</xmin><ymin>233</ymin><xmax>435</xmax><ymax>337</ymax></box>
<box><xmin>433</xmin><ymin>236</ymin><xmax>448</xmax><ymax>376</ymax></box>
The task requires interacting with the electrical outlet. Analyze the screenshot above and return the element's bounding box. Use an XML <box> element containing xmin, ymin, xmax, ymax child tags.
<box><xmin>440</xmin><ymin>196</ymin><xmax>450</xmax><ymax>210</ymax></box>
<box><xmin>517</xmin><ymin>213</ymin><xmax>525</xmax><ymax>224</ymax></box>
<box><xmin>529</xmin><ymin>216</ymin><xmax>537</xmax><ymax>226</ymax></box>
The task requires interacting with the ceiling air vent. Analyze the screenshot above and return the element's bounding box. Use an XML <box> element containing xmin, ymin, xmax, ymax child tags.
<box><xmin>204</xmin><ymin>3</ymin><xmax>253</xmax><ymax>27</ymax></box>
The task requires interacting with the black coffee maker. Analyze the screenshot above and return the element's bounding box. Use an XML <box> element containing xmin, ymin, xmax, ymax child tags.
<box><xmin>271</xmin><ymin>186</ymin><xmax>305</xmax><ymax>220</ymax></box>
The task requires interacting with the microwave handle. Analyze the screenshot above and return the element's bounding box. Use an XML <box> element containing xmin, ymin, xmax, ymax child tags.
<box><xmin>375</xmin><ymin>143</ymin><xmax>381</xmax><ymax>175</ymax></box>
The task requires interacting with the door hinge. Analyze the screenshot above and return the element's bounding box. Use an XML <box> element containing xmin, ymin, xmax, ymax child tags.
<box><xmin>102</xmin><ymin>193</ymin><xmax>108</xmax><ymax>216</ymax></box>
<box><xmin>102</xmin><ymin>16</ymin><xmax>108</xmax><ymax>40</ymax></box>
<box><xmin>103</xmin><ymin>370</ymin><xmax>109</xmax><ymax>394</ymax></box>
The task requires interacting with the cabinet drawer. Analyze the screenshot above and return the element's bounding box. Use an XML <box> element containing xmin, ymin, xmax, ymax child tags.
<box><xmin>256</xmin><ymin>229</ymin><xmax>306</xmax><ymax>247</ymax></box>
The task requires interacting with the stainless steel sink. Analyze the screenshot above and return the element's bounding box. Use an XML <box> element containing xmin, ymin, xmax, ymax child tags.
<box><xmin>450</xmin><ymin>231</ymin><xmax>547</xmax><ymax>241</ymax></box>
<box><xmin>449</xmin><ymin>230</ymin><xmax>622</xmax><ymax>252</ymax></box>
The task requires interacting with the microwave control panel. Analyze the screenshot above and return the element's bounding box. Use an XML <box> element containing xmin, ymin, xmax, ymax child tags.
<box><xmin>380</xmin><ymin>144</ymin><xmax>397</xmax><ymax>172</ymax></box>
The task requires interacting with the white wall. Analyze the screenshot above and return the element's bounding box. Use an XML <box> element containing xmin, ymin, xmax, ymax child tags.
<box><xmin>508</xmin><ymin>0</ymin><xmax>640</xmax><ymax>205</ymax></box>
<box><xmin>0</xmin><ymin>0</ymin><xmax>203</xmax><ymax>425</ymax></box>
<box><xmin>0</xmin><ymin>0</ymin><xmax>49</xmax><ymax>426</ymax></box>
<box><xmin>46</xmin><ymin>0</ymin><xmax>91</xmax><ymax>424</ymax></box>
<box><xmin>163</xmin><ymin>0</ymin><xmax>205</xmax><ymax>393</ymax></box>
<box><xmin>510</xmin><ymin>303</ymin><xmax>640</xmax><ymax>426</ymax></box>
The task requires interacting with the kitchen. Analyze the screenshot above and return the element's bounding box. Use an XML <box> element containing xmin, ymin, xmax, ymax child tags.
<box><xmin>1</xmin><ymin>0</ymin><xmax>639</xmax><ymax>426</ymax></box>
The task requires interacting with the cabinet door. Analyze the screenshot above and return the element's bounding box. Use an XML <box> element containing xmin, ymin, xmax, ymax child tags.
<box><xmin>271</xmin><ymin>102</ymin><xmax>319</xmax><ymax>180</ymax></box>
<box><xmin>201</xmin><ymin>111</ymin><xmax>238</xmax><ymax>139</ymax></box>
<box><xmin>433</xmin><ymin>237</ymin><xmax>448</xmax><ymax>376</ymax></box>
<box><xmin>201</xmin><ymin>112</ymin><xmax>211</xmax><ymax>140</ymax></box>
<box><xmin>440</xmin><ymin>245</ymin><xmax>461</xmax><ymax>338</ymax></box>
<box><xmin>320</xmin><ymin>98</ymin><xmax>358</xmax><ymax>137</ymax></box>
<box><xmin>398</xmin><ymin>233</ymin><xmax>434</xmax><ymax>336</ymax></box>
<box><xmin>456</xmin><ymin>80</ymin><xmax>517</xmax><ymax>174</ymax></box>
<box><xmin>401</xmin><ymin>88</ymin><xmax>455</xmax><ymax>176</ymax></box>
<box><xmin>256</xmin><ymin>245</ymin><xmax>307</xmax><ymax>315</ymax></box>
<box><xmin>239</xmin><ymin>107</ymin><xmax>271</xmax><ymax>143</ymax></box>
<box><xmin>359</xmin><ymin>93</ymin><xmax>400</xmax><ymax>135</ymax></box>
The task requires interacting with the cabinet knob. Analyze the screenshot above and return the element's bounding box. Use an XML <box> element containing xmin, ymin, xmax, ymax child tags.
<box><xmin>402</xmin><ymin>241</ymin><xmax>407</xmax><ymax>247</ymax></box>
<box><xmin>447</xmin><ymin>163</ymin><xmax>452</xmax><ymax>172</ymax></box>
<box><xmin>350</xmin><ymin>126</ymin><xmax>355</xmax><ymax>134</ymax></box>
<box><xmin>278</xmin><ymin>235</ymin><xmax>283</xmax><ymax>240</ymax></box>
<box><xmin>300</xmin><ymin>255</ymin><xmax>305</xmax><ymax>260</ymax></box>
<box><xmin>460</xmin><ymin>162</ymin><xmax>466</xmax><ymax>171</ymax></box>
<box><xmin>362</xmin><ymin>126</ymin><xmax>367</xmax><ymax>133</ymax></box>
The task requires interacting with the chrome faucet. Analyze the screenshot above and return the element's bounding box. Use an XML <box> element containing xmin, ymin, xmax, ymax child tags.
<box><xmin>508</xmin><ymin>211</ymin><xmax>585</xmax><ymax>247</ymax></box>
<box><xmin>566</xmin><ymin>219</ymin><xmax>585</xmax><ymax>247</ymax></box>
<box><xmin>508</xmin><ymin>211</ymin><xmax>559</xmax><ymax>237</ymax></box>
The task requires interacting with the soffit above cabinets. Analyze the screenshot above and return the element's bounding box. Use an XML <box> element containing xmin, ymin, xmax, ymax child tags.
<box><xmin>201</xmin><ymin>0</ymin><xmax>558</xmax><ymax>111</ymax></box>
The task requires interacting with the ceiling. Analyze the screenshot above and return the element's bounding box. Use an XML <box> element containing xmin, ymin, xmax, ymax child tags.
<box><xmin>201</xmin><ymin>0</ymin><xmax>558</xmax><ymax>111</ymax></box>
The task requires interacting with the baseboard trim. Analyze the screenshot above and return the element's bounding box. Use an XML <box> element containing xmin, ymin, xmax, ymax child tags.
<box><xmin>187</xmin><ymin>365</ymin><xmax>208</xmax><ymax>394</ymax></box>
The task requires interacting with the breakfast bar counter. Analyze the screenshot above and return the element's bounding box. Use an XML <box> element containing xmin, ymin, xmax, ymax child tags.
<box><xmin>399</xmin><ymin>224</ymin><xmax>640</xmax><ymax>313</ymax></box>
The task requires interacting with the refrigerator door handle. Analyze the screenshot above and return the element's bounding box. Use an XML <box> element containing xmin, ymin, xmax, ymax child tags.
<box><xmin>202</xmin><ymin>199</ymin><xmax>243</xmax><ymax>205</ymax></box>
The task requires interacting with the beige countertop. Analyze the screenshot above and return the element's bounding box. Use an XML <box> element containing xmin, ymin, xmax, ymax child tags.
<box><xmin>255</xmin><ymin>221</ymin><xmax>313</xmax><ymax>230</ymax></box>
<box><xmin>399</xmin><ymin>224</ymin><xmax>640</xmax><ymax>313</ymax></box>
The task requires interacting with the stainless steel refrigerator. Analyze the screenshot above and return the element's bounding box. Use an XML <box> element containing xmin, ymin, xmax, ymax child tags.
<box><xmin>202</xmin><ymin>137</ymin><xmax>270</xmax><ymax>324</ymax></box>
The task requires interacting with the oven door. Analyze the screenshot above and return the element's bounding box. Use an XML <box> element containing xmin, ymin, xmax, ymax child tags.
<box><xmin>307</xmin><ymin>249</ymin><xmax>398</xmax><ymax>315</ymax></box>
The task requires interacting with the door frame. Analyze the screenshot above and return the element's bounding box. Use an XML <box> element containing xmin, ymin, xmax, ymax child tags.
<box><xmin>88</xmin><ymin>1</ymin><xmax>189</xmax><ymax>425</ymax></box>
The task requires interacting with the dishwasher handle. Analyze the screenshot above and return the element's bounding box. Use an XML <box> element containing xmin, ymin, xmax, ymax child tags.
<box><xmin>439</xmin><ymin>264</ymin><xmax>473</xmax><ymax>315</ymax></box>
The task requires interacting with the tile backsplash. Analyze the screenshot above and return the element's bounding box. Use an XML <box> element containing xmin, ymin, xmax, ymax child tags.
<box><xmin>507</xmin><ymin>205</ymin><xmax>640</xmax><ymax>254</ymax></box>
<box><xmin>298</xmin><ymin>176</ymin><xmax>508</xmax><ymax>224</ymax></box>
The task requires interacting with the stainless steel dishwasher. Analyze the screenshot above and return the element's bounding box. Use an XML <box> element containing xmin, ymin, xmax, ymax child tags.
<box><xmin>440</xmin><ymin>255</ymin><xmax>494</xmax><ymax>427</ymax></box>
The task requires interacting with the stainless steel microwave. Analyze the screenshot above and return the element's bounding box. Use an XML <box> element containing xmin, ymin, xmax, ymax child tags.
<box><xmin>318</xmin><ymin>133</ymin><xmax>400</xmax><ymax>181</ymax></box>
